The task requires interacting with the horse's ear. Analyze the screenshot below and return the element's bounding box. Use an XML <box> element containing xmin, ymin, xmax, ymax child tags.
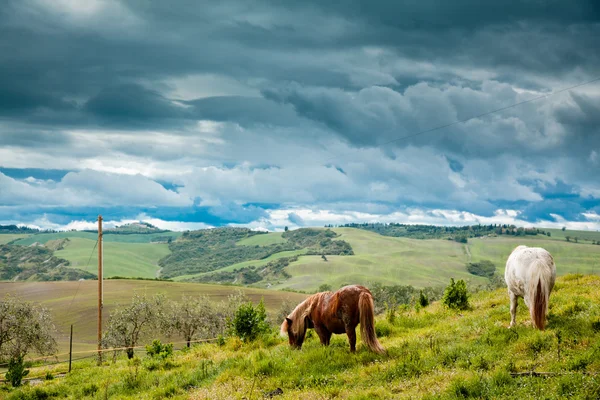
<box><xmin>286</xmin><ymin>317</ymin><xmax>292</xmax><ymax>325</ymax></box>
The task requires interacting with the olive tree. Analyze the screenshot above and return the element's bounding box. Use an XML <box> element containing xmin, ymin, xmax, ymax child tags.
<box><xmin>0</xmin><ymin>295</ymin><xmax>57</xmax><ymax>360</ymax></box>
<box><xmin>0</xmin><ymin>295</ymin><xmax>57</xmax><ymax>386</ymax></box>
<box><xmin>102</xmin><ymin>293</ymin><xmax>165</xmax><ymax>359</ymax></box>
<box><xmin>163</xmin><ymin>295</ymin><xmax>228</xmax><ymax>348</ymax></box>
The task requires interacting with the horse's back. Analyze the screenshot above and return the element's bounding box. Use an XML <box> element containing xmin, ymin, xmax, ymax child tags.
<box><xmin>505</xmin><ymin>245</ymin><xmax>556</xmax><ymax>295</ymax></box>
<box><xmin>318</xmin><ymin>285</ymin><xmax>368</xmax><ymax>333</ymax></box>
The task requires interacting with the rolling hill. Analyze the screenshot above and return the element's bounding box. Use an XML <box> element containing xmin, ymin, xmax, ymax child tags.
<box><xmin>2</xmin><ymin>225</ymin><xmax>600</xmax><ymax>291</ymax></box>
<box><xmin>54</xmin><ymin>238</ymin><xmax>170</xmax><ymax>279</ymax></box>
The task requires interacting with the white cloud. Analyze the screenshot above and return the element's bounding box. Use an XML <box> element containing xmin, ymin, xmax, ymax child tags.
<box><xmin>0</xmin><ymin>170</ymin><xmax>191</xmax><ymax>207</ymax></box>
<box><xmin>247</xmin><ymin>207</ymin><xmax>600</xmax><ymax>232</ymax></box>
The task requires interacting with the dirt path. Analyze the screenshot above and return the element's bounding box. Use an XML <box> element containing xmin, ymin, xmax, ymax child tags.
<box><xmin>464</xmin><ymin>244</ymin><xmax>472</xmax><ymax>262</ymax></box>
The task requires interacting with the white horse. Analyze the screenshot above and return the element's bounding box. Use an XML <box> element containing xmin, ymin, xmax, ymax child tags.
<box><xmin>505</xmin><ymin>245</ymin><xmax>556</xmax><ymax>330</ymax></box>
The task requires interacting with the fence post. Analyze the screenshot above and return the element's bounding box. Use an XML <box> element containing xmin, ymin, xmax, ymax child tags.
<box><xmin>69</xmin><ymin>324</ymin><xmax>73</xmax><ymax>373</ymax></box>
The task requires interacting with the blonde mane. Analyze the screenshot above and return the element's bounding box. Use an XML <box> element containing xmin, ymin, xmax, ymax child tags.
<box><xmin>280</xmin><ymin>292</ymin><xmax>329</xmax><ymax>337</ymax></box>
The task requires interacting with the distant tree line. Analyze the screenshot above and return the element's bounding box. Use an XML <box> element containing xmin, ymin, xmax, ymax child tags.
<box><xmin>336</xmin><ymin>223</ymin><xmax>551</xmax><ymax>243</ymax></box>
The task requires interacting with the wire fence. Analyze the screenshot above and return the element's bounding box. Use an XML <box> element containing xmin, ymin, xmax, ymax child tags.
<box><xmin>0</xmin><ymin>336</ymin><xmax>220</xmax><ymax>383</ymax></box>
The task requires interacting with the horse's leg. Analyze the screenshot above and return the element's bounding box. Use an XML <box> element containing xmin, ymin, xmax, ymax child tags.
<box><xmin>509</xmin><ymin>290</ymin><xmax>518</xmax><ymax>328</ymax></box>
<box><xmin>345</xmin><ymin>325</ymin><xmax>357</xmax><ymax>352</ymax></box>
<box><xmin>315</xmin><ymin>325</ymin><xmax>331</xmax><ymax>346</ymax></box>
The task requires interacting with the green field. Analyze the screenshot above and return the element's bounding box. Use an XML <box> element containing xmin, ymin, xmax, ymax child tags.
<box><xmin>272</xmin><ymin>228</ymin><xmax>487</xmax><ymax>291</ymax></box>
<box><xmin>273</xmin><ymin>228</ymin><xmax>600</xmax><ymax>292</ymax></box>
<box><xmin>544</xmin><ymin>227</ymin><xmax>600</xmax><ymax>244</ymax></box>
<box><xmin>0</xmin><ymin>280</ymin><xmax>307</xmax><ymax>355</ymax></box>
<box><xmin>6</xmin><ymin>274</ymin><xmax>600</xmax><ymax>399</ymax></box>
<box><xmin>468</xmin><ymin>236</ymin><xmax>600</xmax><ymax>275</ymax></box>
<box><xmin>0</xmin><ymin>234</ymin><xmax>30</xmax><ymax>244</ymax></box>
<box><xmin>54</xmin><ymin>238</ymin><xmax>171</xmax><ymax>279</ymax></box>
<box><xmin>173</xmin><ymin>249</ymin><xmax>307</xmax><ymax>282</ymax></box>
<box><xmin>236</xmin><ymin>232</ymin><xmax>287</xmax><ymax>246</ymax></box>
<box><xmin>13</xmin><ymin>231</ymin><xmax>181</xmax><ymax>245</ymax></box>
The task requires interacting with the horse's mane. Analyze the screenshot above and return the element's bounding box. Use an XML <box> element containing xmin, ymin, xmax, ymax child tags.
<box><xmin>280</xmin><ymin>292</ymin><xmax>330</xmax><ymax>336</ymax></box>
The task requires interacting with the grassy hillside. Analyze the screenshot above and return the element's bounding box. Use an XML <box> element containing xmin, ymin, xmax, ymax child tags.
<box><xmin>273</xmin><ymin>228</ymin><xmax>600</xmax><ymax>292</ymax></box>
<box><xmin>173</xmin><ymin>249</ymin><xmax>307</xmax><ymax>282</ymax></box>
<box><xmin>274</xmin><ymin>228</ymin><xmax>486</xmax><ymax>291</ymax></box>
<box><xmin>237</xmin><ymin>232</ymin><xmax>286</xmax><ymax>246</ymax></box>
<box><xmin>0</xmin><ymin>280</ymin><xmax>308</xmax><ymax>355</ymax></box>
<box><xmin>0</xmin><ymin>234</ymin><xmax>30</xmax><ymax>245</ymax></box>
<box><xmin>0</xmin><ymin>243</ymin><xmax>95</xmax><ymax>282</ymax></box>
<box><xmin>5</xmin><ymin>275</ymin><xmax>600</xmax><ymax>399</ymax></box>
<box><xmin>159</xmin><ymin>228</ymin><xmax>352</xmax><ymax>279</ymax></box>
<box><xmin>468</xmin><ymin>236</ymin><xmax>600</xmax><ymax>275</ymax></box>
<box><xmin>55</xmin><ymin>238</ymin><xmax>171</xmax><ymax>279</ymax></box>
<box><xmin>544</xmin><ymin>228</ymin><xmax>600</xmax><ymax>244</ymax></box>
<box><xmin>14</xmin><ymin>231</ymin><xmax>182</xmax><ymax>246</ymax></box>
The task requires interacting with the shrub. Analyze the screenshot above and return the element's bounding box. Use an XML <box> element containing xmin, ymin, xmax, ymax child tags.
<box><xmin>375</xmin><ymin>321</ymin><xmax>393</xmax><ymax>337</ymax></box>
<box><xmin>6</xmin><ymin>356</ymin><xmax>29</xmax><ymax>387</ymax></box>
<box><xmin>318</xmin><ymin>283</ymin><xmax>332</xmax><ymax>292</ymax></box>
<box><xmin>81</xmin><ymin>383</ymin><xmax>99</xmax><ymax>396</ymax></box>
<box><xmin>442</xmin><ymin>278</ymin><xmax>469</xmax><ymax>310</ymax></box>
<box><xmin>466</xmin><ymin>260</ymin><xmax>496</xmax><ymax>278</ymax></box>
<box><xmin>418</xmin><ymin>290</ymin><xmax>429</xmax><ymax>307</ymax></box>
<box><xmin>146</xmin><ymin>339</ymin><xmax>173</xmax><ymax>359</ymax></box>
<box><xmin>230</xmin><ymin>298</ymin><xmax>270</xmax><ymax>342</ymax></box>
<box><xmin>385</xmin><ymin>303</ymin><xmax>396</xmax><ymax>323</ymax></box>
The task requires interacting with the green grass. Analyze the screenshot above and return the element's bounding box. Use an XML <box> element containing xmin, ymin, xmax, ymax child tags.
<box><xmin>0</xmin><ymin>280</ymin><xmax>308</xmax><ymax>356</ymax></box>
<box><xmin>13</xmin><ymin>231</ymin><xmax>182</xmax><ymax>246</ymax></box>
<box><xmin>54</xmin><ymin>238</ymin><xmax>171</xmax><ymax>279</ymax></box>
<box><xmin>272</xmin><ymin>228</ymin><xmax>487</xmax><ymax>292</ymax></box>
<box><xmin>544</xmin><ymin>228</ymin><xmax>600</xmax><ymax>244</ymax></box>
<box><xmin>5</xmin><ymin>274</ymin><xmax>600</xmax><ymax>399</ymax></box>
<box><xmin>236</xmin><ymin>232</ymin><xmax>287</xmax><ymax>246</ymax></box>
<box><xmin>468</xmin><ymin>236</ymin><xmax>600</xmax><ymax>275</ymax></box>
<box><xmin>173</xmin><ymin>249</ymin><xmax>307</xmax><ymax>282</ymax></box>
<box><xmin>0</xmin><ymin>234</ymin><xmax>30</xmax><ymax>244</ymax></box>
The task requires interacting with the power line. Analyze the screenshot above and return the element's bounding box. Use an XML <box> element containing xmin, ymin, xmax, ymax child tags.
<box><xmin>67</xmin><ymin>239</ymin><xmax>98</xmax><ymax>312</ymax></box>
<box><xmin>324</xmin><ymin>76</ymin><xmax>600</xmax><ymax>163</ymax></box>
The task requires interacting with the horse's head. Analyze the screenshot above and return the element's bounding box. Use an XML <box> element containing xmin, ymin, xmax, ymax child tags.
<box><xmin>280</xmin><ymin>317</ymin><xmax>306</xmax><ymax>349</ymax></box>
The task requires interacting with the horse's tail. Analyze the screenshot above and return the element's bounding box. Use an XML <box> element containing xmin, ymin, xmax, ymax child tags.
<box><xmin>358</xmin><ymin>291</ymin><xmax>385</xmax><ymax>354</ymax></box>
<box><xmin>528</xmin><ymin>259</ymin><xmax>554</xmax><ymax>330</ymax></box>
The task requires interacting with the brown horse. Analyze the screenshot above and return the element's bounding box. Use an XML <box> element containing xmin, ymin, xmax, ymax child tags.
<box><xmin>280</xmin><ymin>285</ymin><xmax>384</xmax><ymax>353</ymax></box>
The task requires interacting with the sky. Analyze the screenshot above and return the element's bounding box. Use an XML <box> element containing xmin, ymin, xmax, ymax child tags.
<box><xmin>1</xmin><ymin>0</ymin><xmax>600</xmax><ymax>232</ymax></box>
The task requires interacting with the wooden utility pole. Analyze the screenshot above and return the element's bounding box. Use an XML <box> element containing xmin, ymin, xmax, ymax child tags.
<box><xmin>97</xmin><ymin>215</ymin><xmax>103</xmax><ymax>365</ymax></box>
<box><xmin>69</xmin><ymin>324</ymin><xmax>73</xmax><ymax>373</ymax></box>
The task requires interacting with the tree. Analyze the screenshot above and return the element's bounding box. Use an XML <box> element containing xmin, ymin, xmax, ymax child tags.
<box><xmin>0</xmin><ymin>295</ymin><xmax>57</xmax><ymax>386</ymax></box>
<box><xmin>562</xmin><ymin>227</ymin><xmax>566</xmax><ymax>231</ymax></box>
<box><xmin>102</xmin><ymin>293</ymin><xmax>165</xmax><ymax>359</ymax></box>
<box><xmin>566</xmin><ymin>236</ymin><xmax>571</xmax><ymax>242</ymax></box>
<box><xmin>163</xmin><ymin>296</ymin><xmax>227</xmax><ymax>348</ymax></box>
<box><xmin>284</xmin><ymin>226</ymin><xmax>289</xmax><ymax>232</ymax></box>
<box><xmin>318</xmin><ymin>283</ymin><xmax>332</xmax><ymax>292</ymax></box>
<box><xmin>321</xmin><ymin>254</ymin><xmax>328</xmax><ymax>262</ymax></box>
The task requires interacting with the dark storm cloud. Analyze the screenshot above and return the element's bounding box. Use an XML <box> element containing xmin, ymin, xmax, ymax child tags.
<box><xmin>185</xmin><ymin>96</ymin><xmax>302</xmax><ymax>127</ymax></box>
<box><xmin>1</xmin><ymin>0</ymin><xmax>600</xmax><ymax>229</ymax></box>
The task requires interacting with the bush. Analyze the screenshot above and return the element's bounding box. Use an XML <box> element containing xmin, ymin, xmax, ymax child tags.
<box><xmin>230</xmin><ymin>298</ymin><xmax>270</xmax><ymax>342</ymax></box>
<box><xmin>146</xmin><ymin>339</ymin><xmax>173</xmax><ymax>359</ymax></box>
<box><xmin>442</xmin><ymin>278</ymin><xmax>469</xmax><ymax>310</ymax></box>
<box><xmin>418</xmin><ymin>290</ymin><xmax>429</xmax><ymax>307</ymax></box>
<box><xmin>466</xmin><ymin>260</ymin><xmax>496</xmax><ymax>278</ymax></box>
<box><xmin>6</xmin><ymin>356</ymin><xmax>29</xmax><ymax>387</ymax></box>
